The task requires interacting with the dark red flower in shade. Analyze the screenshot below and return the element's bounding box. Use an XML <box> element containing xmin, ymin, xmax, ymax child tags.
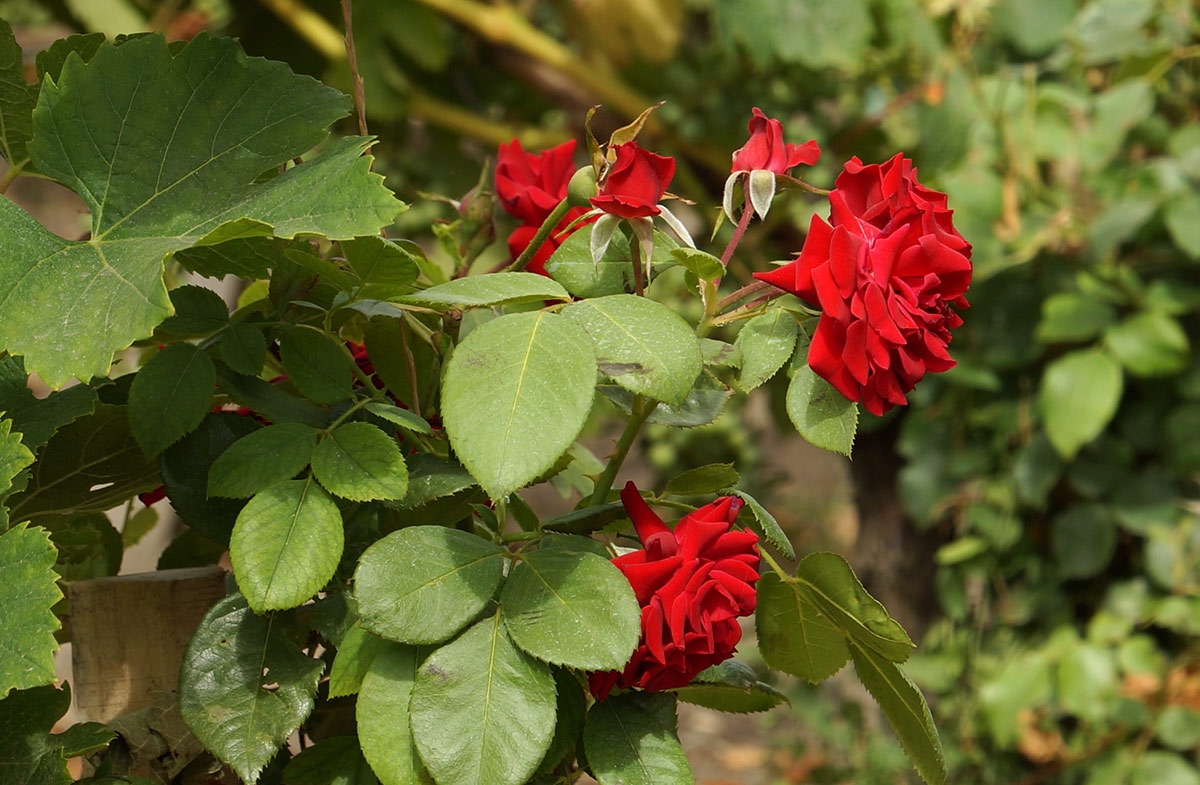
<box><xmin>590</xmin><ymin>142</ymin><xmax>675</xmax><ymax>219</ymax></box>
<box><xmin>589</xmin><ymin>482</ymin><xmax>760</xmax><ymax>700</ymax></box>
<box><xmin>730</xmin><ymin>107</ymin><xmax>821</xmax><ymax>175</ymax></box>
<box><xmin>755</xmin><ymin>153</ymin><xmax>972</xmax><ymax>416</ymax></box>
<box><xmin>495</xmin><ymin>139</ymin><xmax>594</xmax><ymax>275</ymax></box>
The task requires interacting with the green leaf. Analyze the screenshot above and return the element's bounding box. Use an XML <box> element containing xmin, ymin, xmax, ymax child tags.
<box><xmin>1036</xmin><ymin>292</ymin><xmax>1116</xmax><ymax>343</ymax></box>
<box><xmin>157</xmin><ymin>285</ymin><xmax>228</xmax><ymax>336</ymax></box>
<box><xmin>161</xmin><ymin>411</ymin><xmax>259</xmax><ymax>543</ymax></box>
<box><xmin>365</xmin><ymin>402</ymin><xmax>432</xmax><ymax>435</ymax></box>
<box><xmin>786</xmin><ymin>365</ymin><xmax>857</xmax><ymax>456</ymax></box>
<box><xmin>398</xmin><ymin>272</ymin><xmax>570</xmax><ymax>309</ymax></box>
<box><xmin>230</xmin><ymin>478</ymin><xmax>344</xmax><ymax>612</ymax></box>
<box><xmin>128</xmin><ymin>343</ymin><xmax>217</xmax><ymax>455</ymax></box>
<box><xmin>220</xmin><ymin>323</ymin><xmax>268</xmax><ymax>376</ymax></box>
<box><xmin>362</xmin><ymin>317</ymin><xmax>439</xmax><ymax>415</ymax></box>
<box><xmin>120</xmin><ymin>505</ymin><xmax>158</xmax><ymax>548</ymax></box>
<box><xmin>1052</xmin><ymin>503</ymin><xmax>1118</xmax><ymax>579</ymax></box>
<box><xmin>216</xmin><ymin>367</ymin><xmax>327</xmax><ymax>428</ymax></box>
<box><xmin>665</xmin><ymin>463</ymin><xmax>740</xmax><ymax>496</ymax></box>
<box><xmin>673</xmin><ymin>662</ymin><xmax>788</xmax><ymax>714</ymax></box>
<box><xmin>727</xmin><ymin>489</ymin><xmax>794</xmax><ymax>560</ymax></box>
<box><xmin>443</xmin><ymin>312</ymin><xmax>596</xmax><ymax>500</ymax></box>
<box><xmin>500</xmin><ymin>549</ymin><xmax>640</xmax><ymax>670</ymax></box>
<box><xmin>755</xmin><ymin>572</ymin><xmax>848</xmax><ymax>683</ymax></box>
<box><xmin>6</xmin><ymin>405</ymin><xmax>160</xmax><ymax>522</ymax></box>
<box><xmin>282</xmin><ymin>736</ymin><xmax>379</xmax><ymax>785</ymax></box>
<box><xmin>0</xmin><ymin>356</ymin><xmax>97</xmax><ymax>450</ymax></box>
<box><xmin>0</xmin><ymin>19</ymin><xmax>37</xmax><ymax>173</ymax></box>
<box><xmin>312</xmin><ymin>422</ymin><xmax>408</xmax><ymax>502</ymax></box>
<box><xmin>1165</xmin><ymin>191</ymin><xmax>1200</xmax><ymax>260</ymax></box>
<box><xmin>329</xmin><ymin>626</ymin><xmax>386</xmax><ymax>699</ymax></box>
<box><xmin>544</xmin><ymin>224</ymin><xmax>629</xmax><ymax>298</ymax></box>
<box><xmin>357</xmin><ymin>643</ymin><xmax>430</xmax><ymax>785</ymax></box>
<box><xmin>0</xmin><ymin>524</ymin><xmax>61</xmax><ymax>697</ymax></box>
<box><xmin>410</xmin><ymin>612</ymin><xmax>557</xmax><ymax>785</ymax></box>
<box><xmin>540</xmin><ymin>502</ymin><xmax>628</xmax><ymax>534</ymax></box>
<box><xmin>562</xmin><ymin>294</ymin><xmax>702</xmax><ymax>405</ymax></box>
<box><xmin>34</xmin><ymin>32</ymin><xmax>105</xmax><ymax>83</ymax></box>
<box><xmin>598</xmin><ymin>374</ymin><xmax>732</xmax><ymax>428</ymax></box>
<box><xmin>2</xmin><ymin>34</ymin><xmax>401</xmax><ymax>387</ymax></box>
<box><xmin>342</xmin><ymin>236</ymin><xmax>421</xmax><ymax>299</ymax></box>
<box><xmin>1039</xmin><ymin>348</ymin><xmax>1123</xmax><ymax>459</ymax></box>
<box><xmin>849</xmin><ymin>642</ymin><xmax>946</xmax><ymax>785</ymax></box>
<box><xmin>43</xmin><ymin>512</ymin><xmax>121</xmax><ymax>582</ymax></box>
<box><xmin>583</xmin><ymin>693</ymin><xmax>694</xmax><ymax>785</ymax></box>
<box><xmin>796</xmin><ymin>552</ymin><xmax>914</xmax><ymax>663</ymax></box>
<box><xmin>175</xmin><ymin>236</ymin><xmax>281</xmax><ymax>280</ymax></box>
<box><xmin>0</xmin><ymin>417</ymin><xmax>34</xmax><ymax>502</ymax></box>
<box><xmin>699</xmin><ymin>338</ymin><xmax>741</xmax><ymax>368</ymax></box>
<box><xmin>179</xmin><ymin>594</ymin><xmax>324</xmax><ymax>785</ymax></box>
<box><xmin>536</xmin><ymin>669</ymin><xmax>587</xmax><ymax>775</ymax></box>
<box><xmin>353</xmin><ymin>525</ymin><xmax>506</xmax><ymax>644</ymax></box>
<box><xmin>395</xmin><ymin>454</ymin><xmax>476</xmax><ymax>510</ymax></box>
<box><xmin>0</xmin><ymin>684</ymin><xmax>73</xmax><ymax>785</ymax></box>
<box><xmin>280</xmin><ymin>328</ymin><xmax>355</xmax><ymax>405</ymax></box>
<box><xmin>208</xmin><ymin>423</ymin><xmax>320</xmax><ymax>499</ymax></box>
<box><xmin>1104</xmin><ymin>311</ymin><xmax>1190</xmax><ymax>377</ymax></box>
<box><xmin>735</xmin><ymin>309</ymin><xmax>797</xmax><ymax>392</ymax></box>
<box><xmin>669</xmin><ymin>248</ymin><xmax>724</xmax><ymax>280</ymax></box>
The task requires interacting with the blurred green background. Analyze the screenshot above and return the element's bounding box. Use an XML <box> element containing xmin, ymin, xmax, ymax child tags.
<box><xmin>3</xmin><ymin>0</ymin><xmax>1198</xmax><ymax>783</ymax></box>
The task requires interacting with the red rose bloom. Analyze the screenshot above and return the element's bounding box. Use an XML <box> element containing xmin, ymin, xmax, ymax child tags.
<box><xmin>730</xmin><ymin>107</ymin><xmax>821</xmax><ymax>175</ymax></box>
<box><xmin>589</xmin><ymin>482</ymin><xmax>760</xmax><ymax>700</ymax></box>
<box><xmin>495</xmin><ymin>139</ymin><xmax>593</xmax><ymax>275</ymax></box>
<box><xmin>590</xmin><ymin>142</ymin><xmax>675</xmax><ymax>219</ymax></box>
<box><xmin>755</xmin><ymin>153</ymin><xmax>972</xmax><ymax>416</ymax></box>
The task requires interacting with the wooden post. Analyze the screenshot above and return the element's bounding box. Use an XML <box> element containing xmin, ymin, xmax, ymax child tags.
<box><xmin>68</xmin><ymin>567</ymin><xmax>226</xmax><ymax>723</ymax></box>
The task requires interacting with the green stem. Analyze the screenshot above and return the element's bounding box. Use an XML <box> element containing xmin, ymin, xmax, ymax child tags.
<box><xmin>759</xmin><ymin>546</ymin><xmax>792</xmax><ymax>580</ymax></box>
<box><xmin>505</xmin><ymin>199</ymin><xmax>571</xmax><ymax>273</ymax></box>
<box><xmin>630</xmin><ymin>231</ymin><xmax>644</xmax><ymax>297</ymax></box>
<box><xmin>0</xmin><ymin>160</ymin><xmax>27</xmax><ymax>194</ymax></box>
<box><xmin>587</xmin><ymin>395</ymin><xmax>656</xmax><ymax>506</ymax></box>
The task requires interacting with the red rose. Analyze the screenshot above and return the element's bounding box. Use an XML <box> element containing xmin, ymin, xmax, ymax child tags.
<box><xmin>496</xmin><ymin>138</ymin><xmax>577</xmax><ymax>226</ymax></box>
<box><xmin>589</xmin><ymin>482</ymin><xmax>760</xmax><ymax>700</ymax></box>
<box><xmin>730</xmin><ymin>107</ymin><xmax>821</xmax><ymax>175</ymax></box>
<box><xmin>495</xmin><ymin>139</ymin><xmax>594</xmax><ymax>275</ymax></box>
<box><xmin>755</xmin><ymin>153</ymin><xmax>972</xmax><ymax>416</ymax></box>
<box><xmin>590</xmin><ymin>142</ymin><xmax>675</xmax><ymax>219</ymax></box>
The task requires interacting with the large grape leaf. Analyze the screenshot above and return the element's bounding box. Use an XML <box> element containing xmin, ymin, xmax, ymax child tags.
<box><xmin>0</xmin><ymin>33</ymin><xmax>404</xmax><ymax>387</ymax></box>
<box><xmin>0</xmin><ymin>20</ymin><xmax>37</xmax><ymax>177</ymax></box>
<box><xmin>0</xmin><ymin>523</ymin><xmax>61</xmax><ymax>698</ymax></box>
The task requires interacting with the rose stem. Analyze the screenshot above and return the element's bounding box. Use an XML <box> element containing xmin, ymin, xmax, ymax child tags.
<box><xmin>587</xmin><ymin>395</ymin><xmax>656</xmax><ymax>507</ymax></box>
<box><xmin>503</xmin><ymin>198</ymin><xmax>571</xmax><ymax>273</ymax></box>
<box><xmin>630</xmin><ymin>232</ymin><xmax>644</xmax><ymax>297</ymax></box>
<box><xmin>718</xmin><ymin>186</ymin><xmax>755</xmax><ymax>267</ymax></box>
<box><xmin>340</xmin><ymin>0</ymin><xmax>368</xmax><ymax>138</ymax></box>
<box><xmin>716</xmin><ymin>279</ymin><xmax>772</xmax><ymax>312</ymax></box>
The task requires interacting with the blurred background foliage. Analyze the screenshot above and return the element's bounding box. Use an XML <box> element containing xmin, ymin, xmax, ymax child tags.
<box><xmin>3</xmin><ymin>0</ymin><xmax>1199</xmax><ymax>782</ymax></box>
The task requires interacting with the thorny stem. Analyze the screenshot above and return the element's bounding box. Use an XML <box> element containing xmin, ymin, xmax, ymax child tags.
<box><xmin>504</xmin><ymin>198</ymin><xmax>571</xmax><ymax>273</ymax></box>
<box><xmin>587</xmin><ymin>395</ymin><xmax>656</xmax><ymax>507</ymax></box>
<box><xmin>340</xmin><ymin>0</ymin><xmax>369</xmax><ymax>138</ymax></box>
<box><xmin>710</xmin><ymin>291</ymin><xmax>787</xmax><ymax>328</ymax></box>
<box><xmin>719</xmin><ymin>186</ymin><xmax>755</xmax><ymax>267</ymax></box>
<box><xmin>716</xmin><ymin>279</ymin><xmax>772</xmax><ymax>312</ymax></box>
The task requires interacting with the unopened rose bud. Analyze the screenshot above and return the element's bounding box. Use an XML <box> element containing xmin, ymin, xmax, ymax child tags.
<box><xmin>566</xmin><ymin>165</ymin><xmax>598</xmax><ymax>208</ymax></box>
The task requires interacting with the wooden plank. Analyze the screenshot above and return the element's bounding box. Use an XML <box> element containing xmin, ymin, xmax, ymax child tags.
<box><xmin>68</xmin><ymin>566</ymin><xmax>226</xmax><ymax>723</ymax></box>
